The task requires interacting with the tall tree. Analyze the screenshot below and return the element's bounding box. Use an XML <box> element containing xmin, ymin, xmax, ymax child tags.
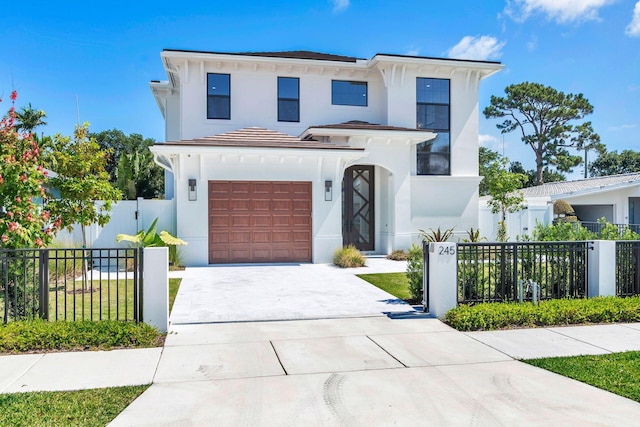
<box><xmin>589</xmin><ymin>150</ymin><xmax>640</xmax><ymax>177</ymax></box>
<box><xmin>91</xmin><ymin>129</ymin><xmax>163</xmax><ymax>199</ymax></box>
<box><xmin>509</xmin><ymin>161</ymin><xmax>566</xmax><ymax>188</ymax></box>
<box><xmin>485</xmin><ymin>157</ymin><xmax>527</xmax><ymax>242</ymax></box>
<box><xmin>483</xmin><ymin>82</ymin><xmax>602</xmax><ymax>186</ymax></box>
<box><xmin>14</xmin><ymin>103</ymin><xmax>47</xmax><ymax>134</ymax></box>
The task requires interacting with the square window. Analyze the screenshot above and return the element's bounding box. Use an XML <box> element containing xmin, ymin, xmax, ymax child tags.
<box><xmin>332</xmin><ymin>80</ymin><xmax>367</xmax><ymax>106</ymax></box>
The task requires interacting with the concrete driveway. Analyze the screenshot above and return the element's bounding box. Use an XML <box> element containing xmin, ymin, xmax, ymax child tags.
<box><xmin>170</xmin><ymin>258</ymin><xmax>418</xmax><ymax>324</ymax></box>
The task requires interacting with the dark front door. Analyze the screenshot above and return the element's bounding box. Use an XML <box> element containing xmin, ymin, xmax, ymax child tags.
<box><xmin>343</xmin><ymin>165</ymin><xmax>374</xmax><ymax>251</ymax></box>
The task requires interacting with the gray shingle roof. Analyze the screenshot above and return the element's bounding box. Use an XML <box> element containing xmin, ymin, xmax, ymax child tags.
<box><xmin>520</xmin><ymin>173</ymin><xmax>640</xmax><ymax>197</ymax></box>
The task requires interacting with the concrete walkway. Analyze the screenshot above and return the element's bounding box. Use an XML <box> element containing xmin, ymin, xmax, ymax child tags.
<box><xmin>2</xmin><ymin>320</ymin><xmax>640</xmax><ymax>425</ymax></box>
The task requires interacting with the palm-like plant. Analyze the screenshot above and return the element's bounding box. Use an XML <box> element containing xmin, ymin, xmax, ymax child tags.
<box><xmin>14</xmin><ymin>103</ymin><xmax>47</xmax><ymax>133</ymax></box>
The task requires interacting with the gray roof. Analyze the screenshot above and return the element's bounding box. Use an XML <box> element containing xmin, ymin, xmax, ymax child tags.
<box><xmin>520</xmin><ymin>173</ymin><xmax>640</xmax><ymax>198</ymax></box>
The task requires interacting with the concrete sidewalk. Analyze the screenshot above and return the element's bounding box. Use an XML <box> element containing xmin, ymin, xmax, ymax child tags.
<box><xmin>3</xmin><ymin>318</ymin><xmax>640</xmax><ymax>425</ymax></box>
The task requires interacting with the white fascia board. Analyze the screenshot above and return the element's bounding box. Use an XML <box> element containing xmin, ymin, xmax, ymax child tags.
<box><xmin>549</xmin><ymin>180</ymin><xmax>640</xmax><ymax>200</ymax></box>
<box><xmin>160</xmin><ymin>50</ymin><xmax>369</xmax><ymax>72</ymax></box>
<box><xmin>302</xmin><ymin>127</ymin><xmax>437</xmax><ymax>144</ymax></box>
<box><xmin>369</xmin><ymin>55</ymin><xmax>504</xmax><ymax>79</ymax></box>
<box><xmin>150</xmin><ymin>144</ymin><xmax>368</xmax><ymax>160</ymax></box>
<box><xmin>149</xmin><ymin>81</ymin><xmax>171</xmax><ymax>118</ymax></box>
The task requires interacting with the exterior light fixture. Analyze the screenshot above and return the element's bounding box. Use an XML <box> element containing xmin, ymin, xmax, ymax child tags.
<box><xmin>325</xmin><ymin>180</ymin><xmax>332</xmax><ymax>201</ymax></box>
<box><xmin>188</xmin><ymin>179</ymin><xmax>197</xmax><ymax>201</ymax></box>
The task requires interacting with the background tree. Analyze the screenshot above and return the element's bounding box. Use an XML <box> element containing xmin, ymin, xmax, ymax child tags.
<box><xmin>483</xmin><ymin>82</ymin><xmax>602</xmax><ymax>186</ymax></box>
<box><xmin>0</xmin><ymin>91</ymin><xmax>60</xmax><ymax>249</ymax></box>
<box><xmin>14</xmin><ymin>103</ymin><xmax>47</xmax><ymax>135</ymax></box>
<box><xmin>479</xmin><ymin>147</ymin><xmax>501</xmax><ymax>196</ymax></box>
<box><xmin>509</xmin><ymin>161</ymin><xmax>566</xmax><ymax>187</ymax></box>
<box><xmin>485</xmin><ymin>157</ymin><xmax>527</xmax><ymax>242</ymax></box>
<box><xmin>589</xmin><ymin>150</ymin><xmax>640</xmax><ymax>177</ymax></box>
<box><xmin>91</xmin><ymin>129</ymin><xmax>163</xmax><ymax>199</ymax></box>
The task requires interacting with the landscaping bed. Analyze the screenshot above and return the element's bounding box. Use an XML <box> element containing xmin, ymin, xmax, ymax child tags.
<box><xmin>445</xmin><ymin>296</ymin><xmax>640</xmax><ymax>331</ymax></box>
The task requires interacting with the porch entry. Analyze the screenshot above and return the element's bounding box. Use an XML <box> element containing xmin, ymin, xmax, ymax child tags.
<box><xmin>343</xmin><ymin>165</ymin><xmax>375</xmax><ymax>251</ymax></box>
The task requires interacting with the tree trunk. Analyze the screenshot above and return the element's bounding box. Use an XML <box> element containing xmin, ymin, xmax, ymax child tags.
<box><xmin>536</xmin><ymin>152</ymin><xmax>544</xmax><ymax>186</ymax></box>
<box><xmin>81</xmin><ymin>226</ymin><xmax>89</xmax><ymax>291</ymax></box>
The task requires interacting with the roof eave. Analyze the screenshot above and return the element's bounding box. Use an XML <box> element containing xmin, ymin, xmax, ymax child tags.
<box><xmin>302</xmin><ymin>127</ymin><xmax>437</xmax><ymax>143</ymax></box>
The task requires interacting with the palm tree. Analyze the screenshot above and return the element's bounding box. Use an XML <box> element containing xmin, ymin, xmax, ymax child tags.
<box><xmin>14</xmin><ymin>103</ymin><xmax>47</xmax><ymax>134</ymax></box>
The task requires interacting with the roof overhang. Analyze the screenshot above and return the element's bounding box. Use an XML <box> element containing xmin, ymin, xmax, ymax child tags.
<box><xmin>302</xmin><ymin>127</ymin><xmax>437</xmax><ymax>145</ymax></box>
<box><xmin>549</xmin><ymin>180</ymin><xmax>640</xmax><ymax>200</ymax></box>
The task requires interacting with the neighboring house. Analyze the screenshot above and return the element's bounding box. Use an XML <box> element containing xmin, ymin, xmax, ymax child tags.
<box><xmin>479</xmin><ymin>172</ymin><xmax>640</xmax><ymax>240</ymax></box>
<box><xmin>149</xmin><ymin>49</ymin><xmax>503</xmax><ymax>265</ymax></box>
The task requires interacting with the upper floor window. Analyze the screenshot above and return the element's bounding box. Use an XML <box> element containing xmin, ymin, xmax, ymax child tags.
<box><xmin>278</xmin><ymin>77</ymin><xmax>299</xmax><ymax>122</ymax></box>
<box><xmin>416</xmin><ymin>78</ymin><xmax>450</xmax><ymax>175</ymax></box>
<box><xmin>332</xmin><ymin>80</ymin><xmax>367</xmax><ymax>106</ymax></box>
<box><xmin>207</xmin><ymin>73</ymin><xmax>230</xmax><ymax>119</ymax></box>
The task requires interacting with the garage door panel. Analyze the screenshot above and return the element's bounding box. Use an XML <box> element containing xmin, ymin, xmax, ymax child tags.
<box><xmin>209</xmin><ymin>181</ymin><xmax>311</xmax><ymax>263</ymax></box>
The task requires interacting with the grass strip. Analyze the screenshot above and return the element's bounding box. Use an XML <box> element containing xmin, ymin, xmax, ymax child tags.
<box><xmin>0</xmin><ymin>320</ymin><xmax>162</xmax><ymax>354</ymax></box>
<box><xmin>357</xmin><ymin>272</ymin><xmax>411</xmax><ymax>300</ymax></box>
<box><xmin>169</xmin><ymin>278</ymin><xmax>181</xmax><ymax>313</ymax></box>
<box><xmin>0</xmin><ymin>385</ymin><xmax>149</xmax><ymax>427</ymax></box>
<box><xmin>525</xmin><ymin>351</ymin><xmax>640</xmax><ymax>403</ymax></box>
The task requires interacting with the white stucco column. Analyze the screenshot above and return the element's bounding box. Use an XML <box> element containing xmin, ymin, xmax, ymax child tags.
<box><xmin>393</xmin><ymin>171</ymin><xmax>413</xmax><ymax>249</ymax></box>
<box><xmin>588</xmin><ymin>240</ymin><xmax>616</xmax><ymax>297</ymax></box>
<box><xmin>143</xmin><ymin>247</ymin><xmax>169</xmax><ymax>332</ymax></box>
<box><xmin>427</xmin><ymin>242</ymin><xmax>458</xmax><ymax>318</ymax></box>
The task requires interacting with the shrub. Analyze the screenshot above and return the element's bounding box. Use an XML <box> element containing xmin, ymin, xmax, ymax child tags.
<box><xmin>406</xmin><ymin>244</ymin><xmax>423</xmax><ymax>300</ymax></box>
<box><xmin>0</xmin><ymin>320</ymin><xmax>163</xmax><ymax>353</ymax></box>
<box><xmin>532</xmin><ymin>220</ymin><xmax>594</xmax><ymax>241</ymax></box>
<box><xmin>419</xmin><ymin>227</ymin><xmax>455</xmax><ymax>242</ymax></box>
<box><xmin>333</xmin><ymin>245</ymin><xmax>366</xmax><ymax>268</ymax></box>
<box><xmin>386</xmin><ymin>249</ymin><xmax>407</xmax><ymax>261</ymax></box>
<box><xmin>444</xmin><ymin>296</ymin><xmax>640</xmax><ymax>331</ymax></box>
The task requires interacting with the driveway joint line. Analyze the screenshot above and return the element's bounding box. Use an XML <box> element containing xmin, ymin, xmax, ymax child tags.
<box><xmin>365</xmin><ymin>335</ymin><xmax>408</xmax><ymax>368</ymax></box>
<box><xmin>545</xmin><ymin>327</ymin><xmax>614</xmax><ymax>354</ymax></box>
<box><xmin>462</xmin><ymin>332</ymin><xmax>517</xmax><ymax>360</ymax></box>
<box><xmin>1</xmin><ymin>354</ymin><xmax>45</xmax><ymax>394</ymax></box>
<box><xmin>269</xmin><ymin>341</ymin><xmax>288</xmax><ymax>376</ymax></box>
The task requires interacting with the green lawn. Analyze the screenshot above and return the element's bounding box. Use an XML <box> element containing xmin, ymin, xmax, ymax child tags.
<box><xmin>357</xmin><ymin>273</ymin><xmax>411</xmax><ymax>300</ymax></box>
<box><xmin>169</xmin><ymin>278</ymin><xmax>181</xmax><ymax>313</ymax></box>
<box><xmin>525</xmin><ymin>351</ymin><xmax>640</xmax><ymax>403</ymax></box>
<box><xmin>0</xmin><ymin>385</ymin><xmax>149</xmax><ymax>426</ymax></box>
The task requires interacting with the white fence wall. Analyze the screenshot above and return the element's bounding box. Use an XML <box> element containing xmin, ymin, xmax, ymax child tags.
<box><xmin>55</xmin><ymin>198</ymin><xmax>175</xmax><ymax>248</ymax></box>
<box><xmin>479</xmin><ymin>203</ymin><xmax>552</xmax><ymax>241</ymax></box>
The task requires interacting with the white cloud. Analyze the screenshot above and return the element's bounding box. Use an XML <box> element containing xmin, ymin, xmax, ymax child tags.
<box><xmin>405</xmin><ymin>47</ymin><xmax>420</xmax><ymax>56</ymax></box>
<box><xmin>527</xmin><ymin>35</ymin><xmax>538</xmax><ymax>51</ymax></box>
<box><xmin>447</xmin><ymin>36</ymin><xmax>506</xmax><ymax>61</ymax></box>
<box><xmin>609</xmin><ymin>124</ymin><xmax>638</xmax><ymax>131</ymax></box>
<box><xmin>479</xmin><ymin>134</ymin><xmax>499</xmax><ymax>147</ymax></box>
<box><xmin>626</xmin><ymin>1</ymin><xmax>640</xmax><ymax>36</ymax></box>
<box><xmin>504</xmin><ymin>0</ymin><xmax>615</xmax><ymax>23</ymax></box>
<box><xmin>332</xmin><ymin>0</ymin><xmax>349</xmax><ymax>13</ymax></box>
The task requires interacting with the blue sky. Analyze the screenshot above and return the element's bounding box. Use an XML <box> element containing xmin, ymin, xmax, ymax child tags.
<box><xmin>2</xmin><ymin>0</ymin><xmax>639</xmax><ymax>179</ymax></box>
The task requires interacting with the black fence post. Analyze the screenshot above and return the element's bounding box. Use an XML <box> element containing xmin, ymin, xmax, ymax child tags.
<box><xmin>422</xmin><ymin>240</ymin><xmax>429</xmax><ymax>313</ymax></box>
<box><xmin>38</xmin><ymin>250</ymin><xmax>49</xmax><ymax>320</ymax></box>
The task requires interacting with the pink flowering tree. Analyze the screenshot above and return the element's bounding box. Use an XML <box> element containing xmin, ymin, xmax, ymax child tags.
<box><xmin>0</xmin><ymin>91</ymin><xmax>60</xmax><ymax>249</ymax></box>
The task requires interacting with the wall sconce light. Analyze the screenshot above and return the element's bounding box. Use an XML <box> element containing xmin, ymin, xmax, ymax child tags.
<box><xmin>188</xmin><ymin>179</ymin><xmax>197</xmax><ymax>201</ymax></box>
<box><xmin>325</xmin><ymin>180</ymin><xmax>332</xmax><ymax>201</ymax></box>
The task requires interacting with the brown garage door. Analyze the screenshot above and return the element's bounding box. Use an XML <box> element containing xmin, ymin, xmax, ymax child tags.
<box><xmin>208</xmin><ymin>181</ymin><xmax>312</xmax><ymax>263</ymax></box>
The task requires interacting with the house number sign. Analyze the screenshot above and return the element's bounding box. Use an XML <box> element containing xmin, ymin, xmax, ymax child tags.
<box><xmin>437</xmin><ymin>245</ymin><xmax>456</xmax><ymax>256</ymax></box>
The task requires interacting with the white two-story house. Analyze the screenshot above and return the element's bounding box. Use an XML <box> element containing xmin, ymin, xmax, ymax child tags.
<box><xmin>150</xmin><ymin>49</ymin><xmax>503</xmax><ymax>265</ymax></box>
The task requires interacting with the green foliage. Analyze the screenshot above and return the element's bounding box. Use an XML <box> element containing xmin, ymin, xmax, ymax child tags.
<box><xmin>485</xmin><ymin>157</ymin><xmax>526</xmax><ymax>241</ymax></box>
<box><xmin>532</xmin><ymin>221</ymin><xmax>594</xmax><ymax>241</ymax></box>
<box><xmin>484</xmin><ymin>82</ymin><xmax>602</xmax><ymax>185</ymax></box>
<box><xmin>0</xmin><ymin>385</ymin><xmax>149</xmax><ymax>426</ymax></box>
<box><xmin>444</xmin><ymin>296</ymin><xmax>640</xmax><ymax>331</ymax></box>
<box><xmin>386</xmin><ymin>249</ymin><xmax>408</xmax><ymax>261</ymax></box>
<box><xmin>463</xmin><ymin>227</ymin><xmax>485</xmax><ymax>242</ymax></box>
<box><xmin>420</xmin><ymin>227</ymin><xmax>455</xmax><ymax>242</ymax></box>
<box><xmin>0</xmin><ymin>92</ymin><xmax>60</xmax><ymax>249</ymax></box>
<box><xmin>525</xmin><ymin>352</ymin><xmax>640</xmax><ymax>404</ymax></box>
<box><xmin>406</xmin><ymin>243</ymin><xmax>423</xmax><ymax>300</ymax></box>
<box><xmin>333</xmin><ymin>245</ymin><xmax>366</xmax><ymax>268</ymax></box>
<box><xmin>479</xmin><ymin>146</ymin><xmax>501</xmax><ymax>196</ymax></box>
<box><xmin>169</xmin><ymin>278</ymin><xmax>181</xmax><ymax>313</ymax></box>
<box><xmin>509</xmin><ymin>161</ymin><xmax>566</xmax><ymax>188</ymax></box>
<box><xmin>91</xmin><ymin>129</ymin><xmax>164</xmax><ymax>199</ymax></box>
<box><xmin>357</xmin><ymin>273</ymin><xmax>411</xmax><ymax>300</ymax></box>
<box><xmin>589</xmin><ymin>149</ymin><xmax>640</xmax><ymax>177</ymax></box>
<box><xmin>117</xmin><ymin>217</ymin><xmax>187</xmax><ymax>248</ymax></box>
<box><xmin>0</xmin><ymin>320</ymin><xmax>162</xmax><ymax>353</ymax></box>
<box><xmin>553</xmin><ymin>199</ymin><xmax>577</xmax><ymax>223</ymax></box>
<box><xmin>45</xmin><ymin>123</ymin><xmax>121</xmax><ymax>247</ymax></box>
<box><xmin>13</xmin><ymin>102</ymin><xmax>47</xmax><ymax>134</ymax></box>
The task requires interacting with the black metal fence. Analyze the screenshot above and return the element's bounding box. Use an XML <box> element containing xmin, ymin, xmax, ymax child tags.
<box><xmin>616</xmin><ymin>241</ymin><xmax>640</xmax><ymax>297</ymax></box>
<box><xmin>580</xmin><ymin>222</ymin><xmax>640</xmax><ymax>235</ymax></box>
<box><xmin>1</xmin><ymin>248</ymin><xmax>143</xmax><ymax>323</ymax></box>
<box><xmin>457</xmin><ymin>241</ymin><xmax>591</xmax><ymax>304</ymax></box>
